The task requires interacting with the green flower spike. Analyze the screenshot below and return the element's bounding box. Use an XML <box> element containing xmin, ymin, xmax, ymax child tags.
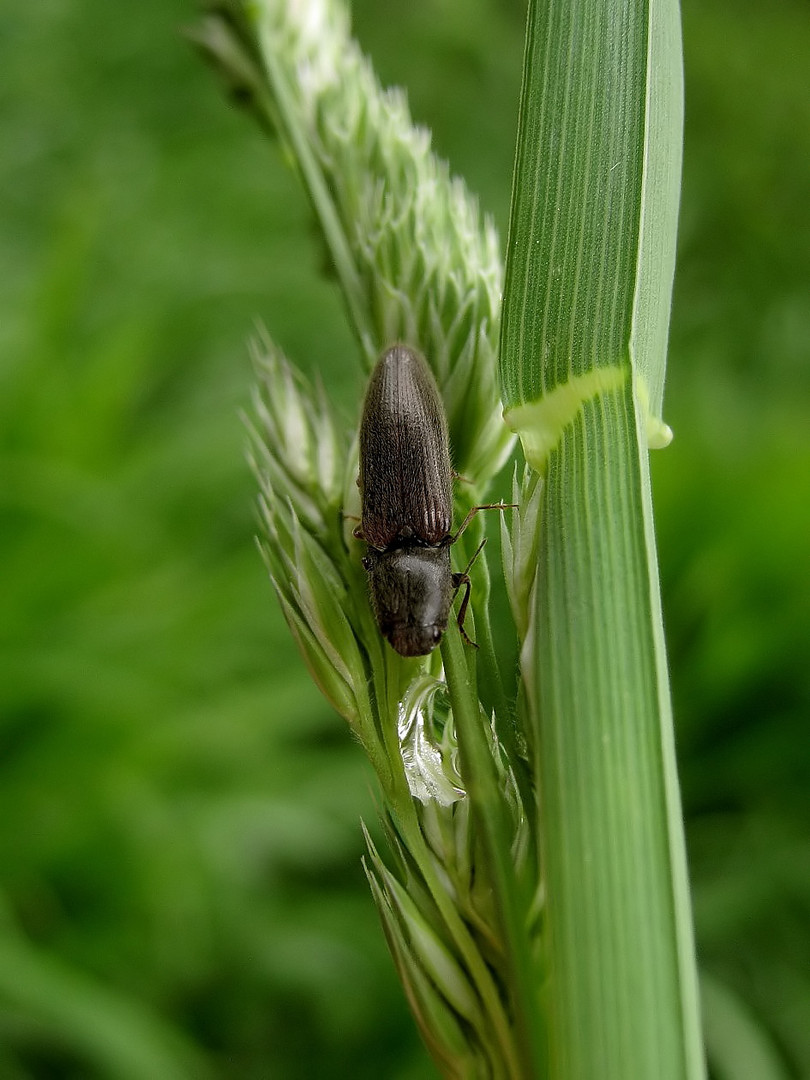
<box><xmin>197</xmin><ymin>0</ymin><xmax>545</xmax><ymax>1075</ymax></box>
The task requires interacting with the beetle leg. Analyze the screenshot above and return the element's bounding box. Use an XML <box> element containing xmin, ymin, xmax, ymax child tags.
<box><xmin>451</xmin><ymin>502</ymin><xmax>518</xmax><ymax>542</ymax></box>
<box><xmin>459</xmin><ymin>536</ymin><xmax>487</xmax><ymax>576</ymax></box>
<box><xmin>451</xmin><ymin>572</ymin><xmax>478</xmax><ymax>649</ymax></box>
<box><xmin>447</xmin><ymin>536</ymin><xmax>488</xmax><ymax>648</ymax></box>
<box><xmin>452</xmin><ymin>534</ymin><xmax>487</xmax><ymax>649</ymax></box>
<box><xmin>450</xmin><ymin>535</ymin><xmax>491</xmax><ymax>648</ymax></box>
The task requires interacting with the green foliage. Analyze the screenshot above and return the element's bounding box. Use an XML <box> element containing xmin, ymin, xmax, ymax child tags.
<box><xmin>0</xmin><ymin>0</ymin><xmax>808</xmax><ymax>1077</ymax></box>
<box><xmin>499</xmin><ymin>1</ymin><xmax>702</xmax><ymax>1075</ymax></box>
<box><xmin>499</xmin><ymin>0</ymin><xmax>681</xmax><ymax>439</ymax></box>
<box><xmin>199</xmin><ymin>5</ymin><xmax>542</xmax><ymax>1071</ymax></box>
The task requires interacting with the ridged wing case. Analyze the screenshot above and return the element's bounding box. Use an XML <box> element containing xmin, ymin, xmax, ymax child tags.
<box><xmin>359</xmin><ymin>345</ymin><xmax>452</xmax><ymax>550</ymax></box>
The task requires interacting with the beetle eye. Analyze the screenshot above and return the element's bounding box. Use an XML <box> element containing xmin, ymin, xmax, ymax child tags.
<box><xmin>361</xmin><ymin>556</ymin><xmax>372</xmax><ymax>571</ymax></box>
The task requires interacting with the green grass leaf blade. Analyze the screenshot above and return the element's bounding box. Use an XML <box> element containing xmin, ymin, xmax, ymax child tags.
<box><xmin>531</xmin><ymin>380</ymin><xmax>704</xmax><ymax>1079</ymax></box>
<box><xmin>499</xmin><ymin>0</ymin><xmax>704</xmax><ymax>1076</ymax></box>
<box><xmin>500</xmin><ymin>0</ymin><xmax>681</xmax><ymax>468</ymax></box>
<box><xmin>630</xmin><ymin>0</ymin><xmax>683</xmax><ymax>432</ymax></box>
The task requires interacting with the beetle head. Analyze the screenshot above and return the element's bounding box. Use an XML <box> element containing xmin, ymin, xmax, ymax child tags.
<box><xmin>363</xmin><ymin>545</ymin><xmax>453</xmax><ymax>657</ymax></box>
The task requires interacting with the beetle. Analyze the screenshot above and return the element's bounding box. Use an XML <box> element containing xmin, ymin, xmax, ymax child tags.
<box><xmin>354</xmin><ymin>344</ymin><xmax>509</xmax><ymax>657</ymax></box>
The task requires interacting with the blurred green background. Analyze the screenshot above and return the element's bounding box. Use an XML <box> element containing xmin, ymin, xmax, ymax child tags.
<box><xmin>1</xmin><ymin>0</ymin><xmax>808</xmax><ymax>1077</ymax></box>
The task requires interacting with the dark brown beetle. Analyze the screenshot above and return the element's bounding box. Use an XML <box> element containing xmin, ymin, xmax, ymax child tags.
<box><xmin>355</xmin><ymin>344</ymin><xmax>508</xmax><ymax>657</ymax></box>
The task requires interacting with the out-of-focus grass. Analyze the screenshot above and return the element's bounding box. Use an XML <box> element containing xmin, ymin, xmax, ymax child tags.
<box><xmin>0</xmin><ymin>2</ymin><xmax>419</xmax><ymax>1077</ymax></box>
<box><xmin>0</xmin><ymin>0</ymin><xmax>807</xmax><ymax>1076</ymax></box>
<box><xmin>656</xmin><ymin>2</ymin><xmax>810</xmax><ymax>1074</ymax></box>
